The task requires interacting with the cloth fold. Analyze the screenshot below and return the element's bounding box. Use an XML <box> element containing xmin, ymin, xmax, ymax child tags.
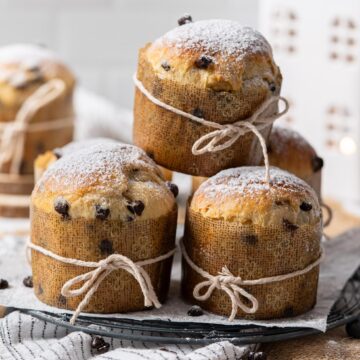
<box><xmin>0</xmin><ymin>311</ymin><xmax>251</xmax><ymax>360</ymax></box>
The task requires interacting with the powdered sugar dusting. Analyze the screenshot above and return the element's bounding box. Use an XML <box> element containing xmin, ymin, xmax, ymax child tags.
<box><xmin>0</xmin><ymin>44</ymin><xmax>59</xmax><ymax>65</ymax></box>
<box><xmin>197</xmin><ymin>166</ymin><xmax>317</xmax><ymax>199</ymax></box>
<box><xmin>56</xmin><ymin>137</ymin><xmax>117</xmax><ymax>157</ymax></box>
<box><xmin>37</xmin><ymin>142</ymin><xmax>161</xmax><ymax>194</ymax></box>
<box><xmin>153</xmin><ymin>19</ymin><xmax>272</xmax><ymax>61</ymax></box>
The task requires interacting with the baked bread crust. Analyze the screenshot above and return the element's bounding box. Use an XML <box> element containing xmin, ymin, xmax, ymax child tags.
<box><xmin>268</xmin><ymin>126</ymin><xmax>322</xmax><ymax>198</ymax></box>
<box><xmin>191</xmin><ymin>127</ymin><xmax>323</xmax><ymax>197</ymax></box>
<box><xmin>0</xmin><ymin>44</ymin><xmax>75</xmax><ymax>122</ymax></box>
<box><xmin>31</xmin><ymin>142</ymin><xmax>178</xmax><ymax>313</ymax></box>
<box><xmin>183</xmin><ymin>167</ymin><xmax>322</xmax><ymax>319</ymax></box>
<box><xmin>134</xmin><ymin>20</ymin><xmax>282</xmax><ymax>176</ymax></box>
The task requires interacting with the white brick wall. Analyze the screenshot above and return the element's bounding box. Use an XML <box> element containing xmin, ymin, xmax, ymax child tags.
<box><xmin>0</xmin><ymin>0</ymin><xmax>258</xmax><ymax>109</ymax></box>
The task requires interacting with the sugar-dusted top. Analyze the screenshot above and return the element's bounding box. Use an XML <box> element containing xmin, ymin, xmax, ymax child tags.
<box><xmin>55</xmin><ymin>137</ymin><xmax>117</xmax><ymax>158</ymax></box>
<box><xmin>0</xmin><ymin>44</ymin><xmax>59</xmax><ymax>66</ymax></box>
<box><xmin>191</xmin><ymin>166</ymin><xmax>321</xmax><ymax>226</ymax></box>
<box><xmin>32</xmin><ymin>142</ymin><xmax>176</xmax><ymax>220</ymax></box>
<box><xmin>144</xmin><ymin>19</ymin><xmax>280</xmax><ymax>92</ymax></box>
<box><xmin>152</xmin><ymin>19</ymin><xmax>272</xmax><ymax>60</ymax></box>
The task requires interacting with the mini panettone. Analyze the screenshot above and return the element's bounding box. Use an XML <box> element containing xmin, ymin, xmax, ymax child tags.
<box><xmin>34</xmin><ymin>137</ymin><xmax>116</xmax><ymax>182</ymax></box>
<box><xmin>191</xmin><ymin>126</ymin><xmax>324</xmax><ymax>197</ymax></box>
<box><xmin>182</xmin><ymin>167</ymin><xmax>322</xmax><ymax>320</ymax></box>
<box><xmin>134</xmin><ymin>19</ymin><xmax>283</xmax><ymax>176</ymax></box>
<box><xmin>268</xmin><ymin>126</ymin><xmax>323</xmax><ymax>198</ymax></box>
<box><xmin>0</xmin><ymin>44</ymin><xmax>75</xmax><ymax>216</ymax></box>
<box><xmin>30</xmin><ymin>142</ymin><xmax>178</xmax><ymax>321</ymax></box>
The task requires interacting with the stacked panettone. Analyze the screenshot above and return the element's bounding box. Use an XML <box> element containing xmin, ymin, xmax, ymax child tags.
<box><xmin>0</xmin><ymin>44</ymin><xmax>75</xmax><ymax>217</ymax></box>
<box><xmin>133</xmin><ymin>18</ymin><xmax>323</xmax><ymax>321</ymax></box>
<box><xmin>29</xmin><ymin>17</ymin><xmax>323</xmax><ymax>323</ymax></box>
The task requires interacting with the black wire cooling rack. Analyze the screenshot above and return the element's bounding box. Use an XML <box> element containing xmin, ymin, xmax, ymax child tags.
<box><xmin>22</xmin><ymin>266</ymin><xmax>360</xmax><ymax>345</ymax></box>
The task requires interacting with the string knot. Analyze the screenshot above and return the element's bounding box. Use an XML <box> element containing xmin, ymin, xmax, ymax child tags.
<box><xmin>180</xmin><ymin>239</ymin><xmax>324</xmax><ymax>322</ymax></box>
<box><xmin>61</xmin><ymin>252</ymin><xmax>163</xmax><ymax>324</ymax></box>
<box><xmin>193</xmin><ymin>265</ymin><xmax>258</xmax><ymax>321</ymax></box>
<box><xmin>133</xmin><ymin>74</ymin><xmax>289</xmax><ymax>184</ymax></box>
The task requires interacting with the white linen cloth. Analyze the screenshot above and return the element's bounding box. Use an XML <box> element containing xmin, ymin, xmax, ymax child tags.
<box><xmin>0</xmin><ymin>311</ymin><xmax>250</xmax><ymax>360</ymax></box>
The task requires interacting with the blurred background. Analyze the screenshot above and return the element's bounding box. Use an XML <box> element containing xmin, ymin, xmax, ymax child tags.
<box><xmin>0</xmin><ymin>0</ymin><xmax>359</xmax><ymax>209</ymax></box>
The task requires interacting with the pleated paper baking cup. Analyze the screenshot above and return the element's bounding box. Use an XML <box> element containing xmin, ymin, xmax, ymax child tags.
<box><xmin>31</xmin><ymin>205</ymin><xmax>177</xmax><ymax>314</ymax></box>
<box><xmin>133</xmin><ymin>49</ymin><xmax>279</xmax><ymax>177</ymax></box>
<box><xmin>182</xmin><ymin>206</ymin><xmax>322</xmax><ymax>320</ymax></box>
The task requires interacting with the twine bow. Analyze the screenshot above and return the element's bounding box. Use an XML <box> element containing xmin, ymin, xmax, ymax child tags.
<box><xmin>191</xmin><ymin>96</ymin><xmax>289</xmax><ymax>156</ymax></box>
<box><xmin>194</xmin><ymin>266</ymin><xmax>258</xmax><ymax>321</ymax></box>
<box><xmin>133</xmin><ymin>74</ymin><xmax>289</xmax><ymax>183</ymax></box>
<box><xmin>0</xmin><ymin>79</ymin><xmax>66</xmax><ymax>174</ymax></box>
<box><xmin>28</xmin><ymin>241</ymin><xmax>176</xmax><ymax>325</ymax></box>
<box><xmin>180</xmin><ymin>238</ymin><xmax>324</xmax><ymax>322</ymax></box>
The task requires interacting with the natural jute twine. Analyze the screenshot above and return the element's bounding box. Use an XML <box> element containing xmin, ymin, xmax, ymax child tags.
<box><xmin>134</xmin><ymin>74</ymin><xmax>289</xmax><ymax>183</ymax></box>
<box><xmin>0</xmin><ymin>78</ymin><xmax>73</xmax><ymax>175</ymax></box>
<box><xmin>180</xmin><ymin>238</ymin><xmax>324</xmax><ymax>321</ymax></box>
<box><xmin>28</xmin><ymin>241</ymin><xmax>176</xmax><ymax>324</ymax></box>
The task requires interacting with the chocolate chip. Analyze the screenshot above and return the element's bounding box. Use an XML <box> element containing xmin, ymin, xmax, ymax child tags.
<box><xmin>187</xmin><ymin>305</ymin><xmax>203</xmax><ymax>316</ymax></box>
<box><xmin>0</xmin><ymin>279</ymin><xmax>9</xmax><ymax>289</ymax></box>
<box><xmin>249</xmin><ymin>352</ymin><xmax>268</xmax><ymax>360</ymax></box>
<box><xmin>146</xmin><ymin>151</ymin><xmax>154</xmax><ymax>160</ymax></box>
<box><xmin>178</xmin><ymin>14</ymin><xmax>192</xmax><ymax>26</ymax></box>
<box><xmin>54</xmin><ymin>197</ymin><xmax>70</xmax><ymax>219</ymax></box>
<box><xmin>91</xmin><ymin>336</ymin><xmax>110</xmax><ymax>354</ymax></box>
<box><xmin>127</xmin><ymin>200</ymin><xmax>145</xmax><ymax>216</ymax></box>
<box><xmin>192</xmin><ymin>108</ymin><xmax>204</xmax><ymax>118</ymax></box>
<box><xmin>300</xmin><ymin>202</ymin><xmax>312</xmax><ymax>212</ymax></box>
<box><xmin>312</xmin><ymin>156</ymin><xmax>324</xmax><ymax>172</ymax></box>
<box><xmin>166</xmin><ymin>181</ymin><xmax>179</xmax><ymax>198</ymax></box>
<box><xmin>283</xmin><ymin>219</ymin><xmax>299</xmax><ymax>232</ymax></box>
<box><xmin>243</xmin><ymin>234</ymin><xmax>258</xmax><ymax>245</ymax></box>
<box><xmin>99</xmin><ymin>239</ymin><xmax>113</xmax><ymax>255</ymax></box>
<box><xmin>195</xmin><ymin>55</ymin><xmax>213</xmax><ymax>69</ymax></box>
<box><xmin>283</xmin><ymin>306</ymin><xmax>294</xmax><ymax>318</ymax></box>
<box><xmin>23</xmin><ymin>276</ymin><xmax>33</xmax><ymax>288</ymax></box>
<box><xmin>269</xmin><ymin>83</ymin><xmax>276</xmax><ymax>92</ymax></box>
<box><xmin>95</xmin><ymin>205</ymin><xmax>110</xmax><ymax>220</ymax></box>
<box><xmin>161</xmin><ymin>61</ymin><xmax>171</xmax><ymax>71</ymax></box>
<box><xmin>53</xmin><ymin>148</ymin><xmax>63</xmax><ymax>159</ymax></box>
<box><xmin>127</xmin><ymin>215</ymin><xmax>134</xmax><ymax>222</ymax></box>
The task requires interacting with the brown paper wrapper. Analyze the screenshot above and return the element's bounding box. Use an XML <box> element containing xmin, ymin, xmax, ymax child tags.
<box><xmin>182</xmin><ymin>206</ymin><xmax>322</xmax><ymax>320</ymax></box>
<box><xmin>0</xmin><ymin>92</ymin><xmax>74</xmax><ymax>217</ymax></box>
<box><xmin>31</xmin><ymin>205</ymin><xmax>178</xmax><ymax>314</ymax></box>
<box><xmin>133</xmin><ymin>49</ymin><xmax>278</xmax><ymax>177</ymax></box>
<box><xmin>0</xmin><ymin>92</ymin><xmax>74</xmax><ymax>175</ymax></box>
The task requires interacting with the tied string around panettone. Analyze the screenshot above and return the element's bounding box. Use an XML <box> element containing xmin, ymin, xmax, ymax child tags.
<box><xmin>134</xmin><ymin>74</ymin><xmax>289</xmax><ymax>183</ymax></box>
<box><xmin>180</xmin><ymin>239</ymin><xmax>324</xmax><ymax>321</ymax></box>
<box><xmin>0</xmin><ymin>79</ymin><xmax>73</xmax><ymax>174</ymax></box>
<box><xmin>28</xmin><ymin>241</ymin><xmax>176</xmax><ymax>325</ymax></box>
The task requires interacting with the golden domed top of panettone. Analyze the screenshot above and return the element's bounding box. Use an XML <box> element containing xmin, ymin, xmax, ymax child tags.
<box><xmin>34</xmin><ymin>138</ymin><xmax>117</xmax><ymax>182</ymax></box>
<box><xmin>190</xmin><ymin>166</ymin><xmax>321</xmax><ymax>227</ymax></box>
<box><xmin>32</xmin><ymin>142</ymin><xmax>177</xmax><ymax>220</ymax></box>
<box><xmin>144</xmin><ymin>19</ymin><xmax>281</xmax><ymax>92</ymax></box>
<box><xmin>268</xmin><ymin>126</ymin><xmax>324</xmax><ymax>180</ymax></box>
<box><xmin>0</xmin><ymin>44</ymin><xmax>75</xmax><ymax>121</ymax></box>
